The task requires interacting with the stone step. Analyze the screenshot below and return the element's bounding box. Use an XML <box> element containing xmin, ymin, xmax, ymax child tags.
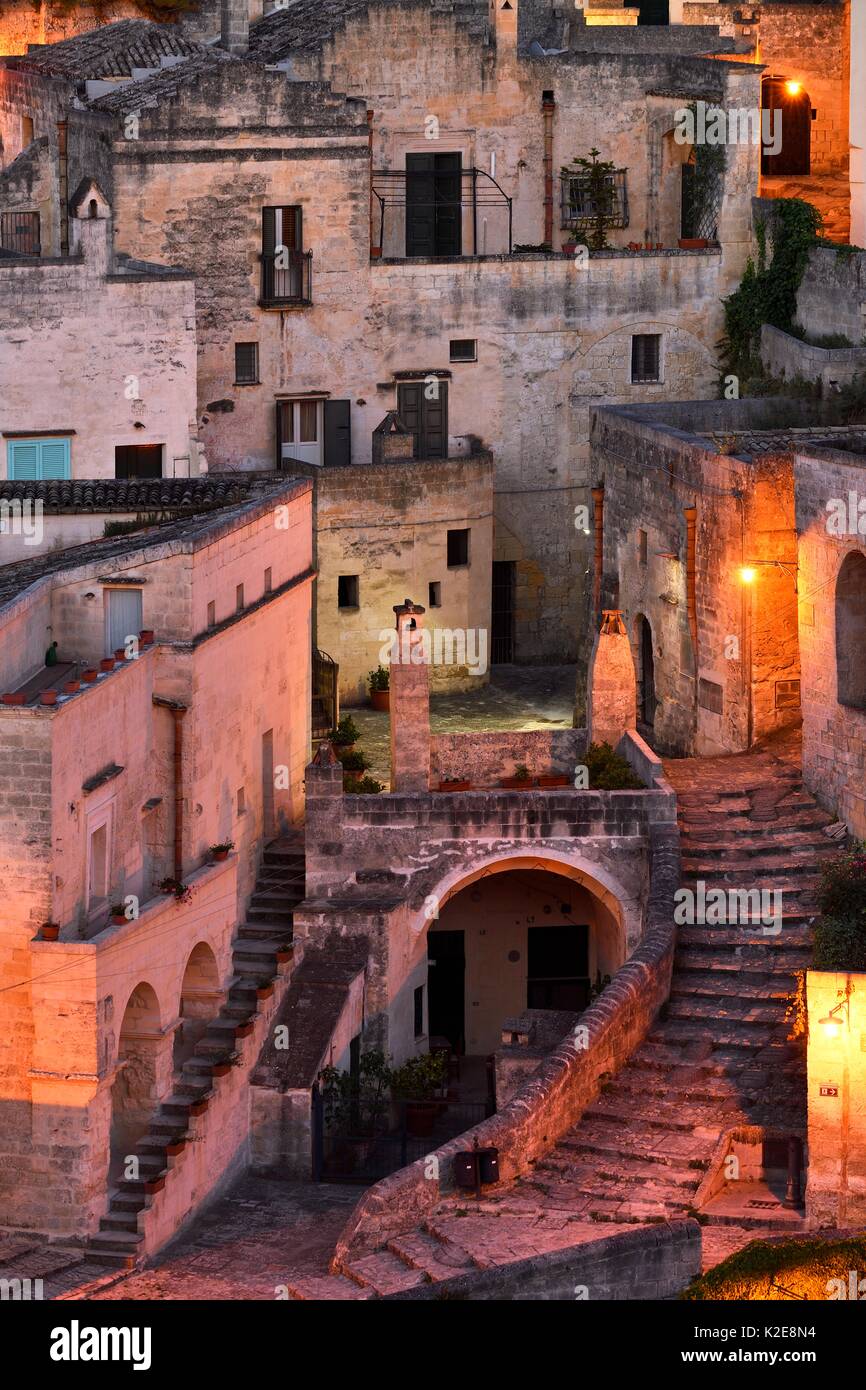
<box><xmin>586</xmin><ymin>1095</ymin><xmax>746</xmax><ymax>1132</ymax></box>
<box><xmin>99</xmin><ymin>1212</ymin><xmax>140</xmax><ymax>1234</ymax></box>
<box><xmin>680</xmin><ymin>817</ymin><xmax>834</xmax><ymax>846</ymax></box>
<box><xmin>665</xmin><ymin>998</ymin><xmax>788</xmax><ymax>1025</ymax></box>
<box><xmin>675</xmin><ymin>923</ymin><xmax>813</xmax><ymax>950</ymax></box>
<box><xmin>525</xmin><ymin>1172</ymin><xmax>697</xmax><ymax>1212</ymax></box>
<box><xmin>536</xmin><ymin>1148</ymin><xmax>701</xmax><ymax>1191</ymax></box>
<box><xmin>649</xmin><ymin>1021</ymin><xmax>783</xmax><ymax>1049</ymax></box>
<box><xmin>670</xmin><ymin>974</ymin><xmax>794</xmax><ymax>1001</ymax></box>
<box><xmin>244</xmin><ymin>907</ymin><xmax>295</xmax><ymax>926</ymax></box>
<box><xmin>344</xmin><ymin>1250</ymin><xmax>429</xmax><ymax>1295</ymax></box>
<box><xmin>236</xmin><ymin>921</ymin><xmax>294</xmax><ymax>941</ymax></box>
<box><xmin>386</xmin><ymin>1230</ymin><xmax>475</xmax><ymax>1279</ymax></box>
<box><xmin>556</xmin><ymin>1124</ymin><xmax>713</xmax><ymax>1168</ymax></box>
<box><xmin>287</xmin><ymin>1274</ymin><xmax>372</xmax><ymax>1300</ymax></box>
<box><xmin>674</xmin><ymin>949</ymin><xmax>810</xmax><ymax>974</ymax></box>
<box><xmin>85</xmin><ymin>1229</ymin><xmax>144</xmax><ymax>1256</ymax></box>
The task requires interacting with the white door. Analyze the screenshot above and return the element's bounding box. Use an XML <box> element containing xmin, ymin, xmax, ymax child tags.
<box><xmin>280</xmin><ymin>399</ymin><xmax>323</xmax><ymax>467</ymax></box>
<box><xmin>105</xmin><ymin>588</ymin><xmax>143</xmax><ymax>656</ymax></box>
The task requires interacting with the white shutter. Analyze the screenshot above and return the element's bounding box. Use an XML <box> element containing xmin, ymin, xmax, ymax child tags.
<box><xmin>105</xmin><ymin>589</ymin><xmax>143</xmax><ymax>656</ymax></box>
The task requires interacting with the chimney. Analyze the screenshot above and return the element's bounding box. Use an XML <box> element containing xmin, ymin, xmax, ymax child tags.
<box><xmin>489</xmin><ymin>0</ymin><xmax>517</xmax><ymax>48</ymax></box>
<box><xmin>220</xmin><ymin>0</ymin><xmax>249</xmax><ymax>55</ymax></box>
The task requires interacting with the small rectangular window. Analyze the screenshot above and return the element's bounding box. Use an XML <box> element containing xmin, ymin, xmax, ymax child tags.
<box><xmin>207</xmin><ymin>601</ymin><xmax>216</xmax><ymax>627</ymax></box>
<box><xmin>638</xmin><ymin>529</ymin><xmax>648</xmax><ymax>565</ymax></box>
<box><xmin>428</xmin><ymin>581</ymin><xmax>441</xmax><ymax>608</ymax></box>
<box><xmin>237</xmin><ymin>786</ymin><xmax>246</xmax><ymax>815</ymax></box>
<box><xmin>631</xmin><ymin>334</ymin><xmax>661</xmax><ymax>384</ymax></box>
<box><xmin>115</xmin><ymin>444</ymin><xmax>163</xmax><ymax>480</ymax></box>
<box><xmin>447</xmin><ymin>529</ymin><xmax>469</xmax><ymax>567</ymax></box>
<box><xmin>449</xmin><ymin>338</ymin><xmax>477</xmax><ymax>362</ymax></box>
<box><xmin>0</xmin><ymin>210</ymin><xmax>40</xmax><ymax>255</ymax></box>
<box><xmin>21</xmin><ymin>115</ymin><xmax>34</xmax><ymax>146</ymax></box>
<box><xmin>413</xmin><ymin>985</ymin><xmax>424</xmax><ymax>1039</ymax></box>
<box><xmin>234</xmin><ymin>342</ymin><xmax>259</xmax><ymax>385</ymax></box>
<box><xmin>264</xmin><ymin>567</ymin><xmax>272</xmax><ymax>593</ymax></box>
<box><xmin>236</xmin><ymin>584</ymin><xmax>244</xmax><ymax>612</ymax></box>
<box><xmin>338</xmin><ymin>575</ymin><xmax>359</xmax><ymax>609</ymax></box>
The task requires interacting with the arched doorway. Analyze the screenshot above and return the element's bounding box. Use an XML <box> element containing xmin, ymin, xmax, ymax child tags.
<box><xmin>109</xmin><ymin>982</ymin><xmax>165</xmax><ymax>1184</ymax></box>
<box><xmin>835</xmin><ymin>551</ymin><xmax>866</xmax><ymax>708</ymax></box>
<box><xmin>173</xmin><ymin>942</ymin><xmax>222</xmax><ymax>1074</ymax></box>
<box><xmin>761</xmin><ymin>78</ymin><xmax>811</xmax><ymax>177</ymax></box>
<box><xmin>426</xmin><ymin>866</ymin><xmax>626</xmax><ymax>1058</ymax></box>
<box><xmin>635</xmin><ymin>613</ymin><xmax>657</xmax><ymax>730</ymax></box>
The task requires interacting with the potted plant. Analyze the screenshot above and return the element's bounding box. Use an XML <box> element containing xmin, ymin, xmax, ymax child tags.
<box><xmin>501</xmin><ymin>763</ymin><xmax>532</xmax><ymax>790</ymax></box>
<box><xmin>678</xmin><ymin>237</ymin><xmax>709</xmax><ymax>250</ymax></box>
<box><xmin>114</xmin><ymin>647</ymin><xmax>127</xmax><ymax>662</ymax></box>
<box><xmin>159</xmin><ymin>876</ymin><xmax>192</xmax><ymax>904</ymax></box>
<box><xmin>343</xmin><ymin>774</ymin><xmax>384</xmax><ymax>794</ymax></box>
<box><xmin>1</xmin><ymin>692</ymin><xmax>25</xmax><ymax>705</ymax></box>
<box><xmin>368</xmin><ymin>665</ymin><xmax>390</xmax><ymax>712</ymax></box>
<box><xmin>165</xmin><ymin>1138</ymin><xmax>186</xmax><ymax>1158</ymax></box>
<box><xmin>40</xmin><ymin>921</ymin><xmax>60</xmax><ymax>941</ymax></box>
<box><xmin>212</xmin><ymin>1060</ymin><xmax>232</xmax><ymax>1078</ymax></box>
<box><xmin>562</xmin><ymin>239</ymin><xmax>577</xmax><ymax>256</ymax></box>
<box><xmin>330</xmin><ymin>714</ymin><xmax>360</xmax><ymax>750</ymax></box>
<box><xmin>82</xmin><ymin>668</ymin><xmax>98</xmax><ymax>683</ymax></box>
<box><xmin>40</xmin><ymin>690</ymin><xmax>58</xmax><ymax>706</ymax></box>
<box><xmin>99</xmin><ymin>657</ymin><xmax>115</xmax><ymax>673</ymax></box>
<box><xmin>209</xmin><ymin>841</ymin><xmax>234</xmax><ymax>862</ymax></box>
<box><xmin>276</xmin><ymin>945</ymin><xmax>292</xmax><ymax>965</ymax></box>
<box><xmin>256</xmin><ymin>982</ymin><xmax>274</xmax><ymax>1001</ymax></box>
<box><xmin>110</xmin><ymin>903</ymin><xmax>127</xmax><ymax>925</ymax></box>
<box><xmin>537</xmin><ymin>770</ymin><xmax>570</xmax><ymax>788</ymax></box>
<box><xmin>391</xmin><ymin>1052</ymin><xmax>448</xmax><ymax>1138</ymax></box>
<box><xmin>64</xmin><ymin>679</ymin><xmax>80</xmax><ymax>694</ymax></box>
<box><xmin>438</xmin><ymin>776</ymin><xmax>472</xmax><ymax>792</ymax></box>
<box><xmin>189</xmin><ymin>1096</ymin><xmax>210</xmax><ymax>1117</ymax></box>
<box><xmin>139</xmin><ymin>629</ymin><xmax>154</xmax><ymax>646</ymax></box>
<box><xmin>338</xmin><ymin>748</ymin><xmax>370</xmax><ymax>778</ymax></box>
<box><xmin>235</xmin><ymin>1019</ymin><xmax>255</xmax><ymax>1039</ymax></box>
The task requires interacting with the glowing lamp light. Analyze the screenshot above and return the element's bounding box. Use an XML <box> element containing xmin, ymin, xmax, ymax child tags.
<box><xmin>819</xmin><ymin>1002</ymin><xmax>846</xmax><ymax>1040</ymax></box>
<box><xmin>740</xmin><ymin>567</ymin><xmax>756</xmax><ymax>584</ymax></box>
<box><xmin>785</xmin><ymin>81</ymin><xmax>802</xmax><ymax>97</ymax></box>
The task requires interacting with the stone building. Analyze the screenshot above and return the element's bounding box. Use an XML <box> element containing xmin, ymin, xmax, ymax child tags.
<box><xmin>0</xmin><ymin>1</ymin><xmax>761</xmax><ymax>674</ymax></box>
<box><xmin>0</xmin><ymin>475</ymin><xmax>313</xmax><ymax>1250</ymax></box>
<box><xmin>590</xmin><ymin>393</ymin><xmax>866</xmax><ymax>837</ymax></box>
<box><xmin>0</xmin><ymin>182</ymin><xmax>200</xmax><ymax>482</ymax></box>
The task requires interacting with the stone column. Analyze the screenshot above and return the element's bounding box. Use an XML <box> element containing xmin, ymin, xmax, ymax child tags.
<box><xmin>389</xmin><ymin>599</ymin><xmax>431</xmax><ymax>793</ymax></box>
<box><xmin>587</xmin><ymin>609</ymin><xmax>637</xmax><ymax>748</ymax></box>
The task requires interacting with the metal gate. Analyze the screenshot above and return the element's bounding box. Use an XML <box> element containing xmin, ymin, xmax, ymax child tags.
<box><xmin>491</xmin><ymin>561</ymin><xmax>515</xmax><ymax>664</ymax></box>
<box><xmin>312</xmin><ymin>647</ymin><xmax>338</xmax><ymax>740</ymax></box>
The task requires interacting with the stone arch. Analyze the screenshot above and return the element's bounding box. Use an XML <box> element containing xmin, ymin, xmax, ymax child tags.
<box><xmin>411</xmin><ymin>848</ymin><xmax>641</xmax><ymax>952</ymax></box>
<box><xmin>835</xmin><ymin>550</ymin><xmax>866</xmax><ymax>709</ymax></box>
<box><xmin>109</xmin><ymin>981</ymin><xmax>170</xmax><ymax>1184</ymax></box>
<box><xmin>173</xmin><ymin>941</ymin><xmax>223</xmax><ymax>1073</ymax></box>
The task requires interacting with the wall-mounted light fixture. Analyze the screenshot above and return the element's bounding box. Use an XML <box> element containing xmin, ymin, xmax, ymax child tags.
<box><xmin>818</xmin><ymin>998</ymin><xmax>849</xmax><ymax>1040</ymax></box>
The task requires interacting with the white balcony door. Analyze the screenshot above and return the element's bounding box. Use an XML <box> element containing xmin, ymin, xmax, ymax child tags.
<box><xmin>105</xmin><ymin>587</ymin><xmax>143</xmax><ymax>657</ymax></box>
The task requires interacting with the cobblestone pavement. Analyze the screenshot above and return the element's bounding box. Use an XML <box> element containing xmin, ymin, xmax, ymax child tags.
<box><xmin>55</xmin><ymin>1179</ymin><xmax>360</xmax><ymax>1301</ymax></box>
<box><xmin>348</xmin><ymin>664</ymin><xmax>576</xmax><ymax>787</ymax></box>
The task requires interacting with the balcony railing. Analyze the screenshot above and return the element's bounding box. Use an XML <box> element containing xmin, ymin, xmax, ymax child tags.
<box><xmin>259</xmin><ymin>249</ymin><xmax>313</xmax><ymax>307</ymax></box>
<box><xmin>371</xmin><ymin>167</ymin><xmax>513</xmax><ymax>258</ymax></box>
<box><xmin>560</xmin><ymin>169</ymin><xmax>629</xmax><ymax>233</ymax></box>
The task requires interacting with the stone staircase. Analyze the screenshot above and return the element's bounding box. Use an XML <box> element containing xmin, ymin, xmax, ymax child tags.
<box><xmin>85</xmin><ymin>836</ymin><xmax>306</xmax><ymax>1267</ymax></box>
<box><xmin>294</xmin><ymin>738</ymin><xmax>838</xmax><ymax>1297</ymax></box>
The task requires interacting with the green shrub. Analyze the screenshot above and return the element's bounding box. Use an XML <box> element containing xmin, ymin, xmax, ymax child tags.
<box><xmin>338</xmin><ymin>748</ymin><xmax>370</xmax><ymax>772</ymax></box>
<box><xmin>343</xmin><ymin>774</ymin><xmax>384</xmax><ymax>794</ymax></box>
<box><xmin>585</xmin><ymin>742</ymin><xmax>644</xmax><ymax>790</ymax></box>
<box><xmin>390</xmin><ymin>1052</ymin><xmax>448</xmax><ymax>1101</ymax></box>
<box><xmin>330</xmin><ymin>714</ymin><xmax>360</xmax><ymax>747</ymax></box>
<box><xmin>682</xmin><ymin>1234</ymin><xmax>866</xmax><ymax>1300</ymax></box>
<box><xmin>812</xmin><ymin>846</ymin><xmax>866</xmax><ymax>969</ymax></box>
<box><xmin>368</xmin><ymin>665</ymin><xmax>390</xmax><ymax>693</ymax></box>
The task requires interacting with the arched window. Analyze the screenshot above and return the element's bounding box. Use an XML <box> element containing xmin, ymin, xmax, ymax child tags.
<box><xmin>761</xmin><ymin>78</ymin><xmax>811</xmax><ymax>177</ymax></box>
<box><xmin>835</xmin><ymin>551</ymin><xmax>866</xmax><ymax>709</ymax></box>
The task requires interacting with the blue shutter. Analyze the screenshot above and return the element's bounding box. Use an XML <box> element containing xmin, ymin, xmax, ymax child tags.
<box><xmin>7</xmin><ymin>438</ymin><xmax>70</xmax><ymax>480</ymax></box>
<box><xmin>39</xmin><ymin>439</ymin><xmax>70</xmax><ymax>479</ymax></box>
<box><xmin>8</xmin><ymin>441</ymin><xmax>40</xmax><ymax>479</ymax></box>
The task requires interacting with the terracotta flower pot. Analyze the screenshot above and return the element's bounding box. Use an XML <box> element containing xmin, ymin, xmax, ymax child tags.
<box><xmin>370</xmin><ymin>689</ymin><xmax>390</xmax><ymax>712</ymax></box>
<box><xmin>111</xmin><ymin>913</ymin><xmax>127</xmax><ymax>925</ymax></box>
<box><xmin>166</xmin><ymin>1139</ymin><xmax>186</xmax><ymax>1157</ymax></box>
<box><xmin>678</xmin><ymin>237</ymin><xmax>709</xmax><ymax>250</ymax></box>
<box><xmin>64</xmin><ymin>680</ymin><xmax>80</xmax><ymax>694</ymax></box>
<box><xmin>2</xmin><ymin>692</ymin><xmax>25</xmax><ymax>705</ymax></box>
<box><xmin>189</xmin><ymin>1097</ymin><xmax>210</xmax><ymax>1117</ymax></box>
<box><xmin>212</xmin><ymin>1062</ymin><xmax>232</xmax><ymax>1078</ymax></box>
<box><xmin>235</xmin><ymin>1021</ymin><xmax>255</xmax><ymax>1039</ymax></box>
<box><xmin>370</xmin><ymin>246</ymin><xmax>383</xmax><ymax>259</ymax></box>
<box><xmin>99</xmin><ymin>658</ymin><xmax>115</xmax><ymax>672</ymax></box>
<box><xmin>41</xmin><ymin>924</ymin><xmax>60</xmax><ymax>941</ymax></box>
<box><xmin>114</xmin><ymin>648</ymin><xmax>126</xmax><ymax>662</ymax></box>
<box><xmin>40</xmin><ymin>690</ymin><xmax>58</xmax><ymax>706</ymax></box>
<box><xmin>438</xmin><ymin>780</ymin><xmax>472</xmax><ymax>792</ymax></box>
<box><xmin>139</xmin><ymin>629</ymin><xmax>154</xmax><ymax>646</ymax></box>
<box><xmin>212</xmin><ymin>849</ymin><xmax>229</xmax><ymax>862</ymax></box>
<box><xmin>500</xmin><ymin>776</ymin><xmax>533</xmax><ymax>790</ymax></box>
<box><xmin>276</xmin><ymin>948</ymin><xmax>292</xmax><ymax>965</ymax></box>
<box><xmin>144</xmin><ymin>1176</ymin><xmax>165</xmax><ymax>1196</ymax></box>
<box><xmin>82</xmin><ymin>669</ymin><xmax>98</xmax><ymax>683</ymax></box>
<box><xmin>537</xmin><ymin>774</ymin><xmax>570</xmax><ymax>788</ymax></box>
<box><xmin>256</xmin><ymin>983</ymin><xmax>274</xmax><ymax>1001</ymax></box>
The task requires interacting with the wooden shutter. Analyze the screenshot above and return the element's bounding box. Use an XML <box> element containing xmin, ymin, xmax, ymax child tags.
<box><xmin>433</xmin><ymin>152</ymin><xmax>461</xmax><ymax>256</ymax></box>
<box><xmin>8</xmin><ymin>441</ymin><xmax>40</xmax><ymax>479</ymax></box>
<box><xmin>397</xmin><ymin>383</ymin><xmax>421</xmax><ymax>455</ymax></box>
<box><xmin>423</xmin><ymin>380</ymin><xmax>447</xmax><ymax>457</ymax></box>
<box><xmin>39</xmin><ymin>439</ymin><xmax>70</xmax><ymax>478</ymax></box>
<box><xmin>8</xmin><ymin>438</ymin><xmax>69</xmax><ymax>479</ymax></box>
<box><xmin>323</xmin><ymin>400</ymin><xmax>351</xmax><ymax>467</ymax></box>
<box><xmin>262</xmin><ymin>206</ymin><xmax>277</xmax><ymax>256</ymax></box>
<box><xmin>405</xmin><ymin>154</ymin><xmax>436</xmax><ymax>257</ymax></box>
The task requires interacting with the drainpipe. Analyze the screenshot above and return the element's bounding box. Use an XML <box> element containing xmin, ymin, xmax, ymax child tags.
<box><xmin>367</xmin><ymin>109</ymin><xmax>375</xmax><ymax>254</ymax></box>
<box><xmin>171</xmin><ymin>707</ymin><xmax>187</xmax><ymax>880</ymax></box>
<box><xmin>542</xmin><ymin>90</ymin><xmax>555</xmax><ymax>248</ymax></box>
<box><xmin>57</xmin><ymin>120</ymin><xmax>68</xmax><ymax>255</ymax></box>
<box><xmin>591</xmin><ymin>485</ymin><xmax>604</xmax><ymax>623</ymax></box>
<box><xmin>683</xmin><ymin>505</ymin><xmax>698</xmax><ymax>665</ymax></box>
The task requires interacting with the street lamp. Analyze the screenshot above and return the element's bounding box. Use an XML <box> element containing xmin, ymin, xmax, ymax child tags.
<box><xmin>818</xmin><ymin>1000</ymin><xmax>848</xmax><ymax>1040</ymax></box>
<box><xmin>740</xmin><ymin>566</ymin><xmax>756</xmax><ymax>584</ymax></box>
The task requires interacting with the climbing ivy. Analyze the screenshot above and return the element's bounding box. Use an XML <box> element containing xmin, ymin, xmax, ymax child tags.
<box><xmin>719</xmin><ymin>197</ymin><xmax>824</xmax><ymax>384</ymax></box>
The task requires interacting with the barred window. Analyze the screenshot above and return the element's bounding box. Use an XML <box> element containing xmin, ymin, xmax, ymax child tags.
<box><xmin>234</xmin><ymin>342</ymin><xmax>259</xmax><ymax>385</ymax></box>
<box><xmin>631</xmin><ymin>334</ymin><xmax>661</xmax><ymax>384</ymax></box>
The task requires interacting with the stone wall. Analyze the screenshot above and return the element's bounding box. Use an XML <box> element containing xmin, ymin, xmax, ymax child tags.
<box><xmin>761</xmin><ymin>322</ymin><xmax>866</xmax><ymax>394</ymax></box>
<box><xmin>311</xmin><ymin>454</ymin><xmax>494</xmax><ymax>703</ymax></box>
<box><xmin>386</xmin><ymin>1219</ymin><xmax>702</xmax><ymax>1300</ymax></box>
<box><xmin>329</xmin><ymin>815</ymin><xmax>679</xmax><ymax>1259</ymax></box>
<box><xmin>795</xmin><ymin>443</ymin><xmax>866</xmax><ymax>837</ymax></box>
<box><xmin>430</xmin><ymin>727</ymin><xmax>586</xmax><ymax>786</ymax></box>
<box><xmin>806</xmin><ymin>970</ymin><xmax>866</xmax><ymax>1229</ymax></box>
<box><xmin>796</xmin><ymin>246</ymin><xmax>866</xmax><ymax>346</ymax></box>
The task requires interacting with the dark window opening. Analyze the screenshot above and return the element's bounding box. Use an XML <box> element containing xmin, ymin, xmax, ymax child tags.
<box><xmin>207</xmin><ymin>601</ymin><xmax>216</xmax><ymax>627</ymax></box>
<box><xmin>428</xmin><ymin>581</ymin><xmax>441</xmax><ymax>608</ymax></box>
<box><xmin>631</xmin><ymin>334</ymin><xmax>661</xmax><ymax>384</ymax></box>
<box><xmin>835</xmin><ymin>551</ymin><xmax>866</xmax><ymax>709</ymax></box>
<box><xmin>264</xmin><ymin>567</ymin><xmax>272</xmax><ymax>593</ymax></box>
<box><xmin>491</xmin><ymin>559</ymin><xmax>515</xmax><ymax>663</ymax></box>
<box><xmin>638</xmin><ymin>529</ymin><xmax>648</xmax><ymax>565</ymax></box>
<box><xmin>338</xmin><ymin>574</ymin><xmax>359</xmax><ymax>609</ymax></box>
<box><xmin>236</xmin><ymin>584</ymin><xmax>245</xmax><ymax>612</ymax></box>
<box><xmin>261</xmin><ymin>206</ymin><xmax>312</xmax><ymax>304</ymax></box>
<box><xmin>447</xmin><ymin>528</ymin><xmax>469</xmax><ymax>568</ymax></box>
<box><xmin>114</xmin><ymin>444</ymin><xmax>163</xmax><ymax>480</ymax></box>
<box><xmin>449</xmin><ymin>338</ymin><xmax>477</xmax><ymax>362</ymax></box>
<box><xmin>1</xmin><ymin>210</ymin><xmax>41</xmax><ymax>256</ymax></box>
<box><xmin>235</xmin><ymin>342</ymin><xmax>259</xmax><ymax>384</ymax></box>
<box><xmin>397</xmin><ymin>380</ymin><xmax>448</xmax><ymax>458</ymax></box>
<box><xmin>527</xmin><ymin>924</ymin><xmax>590</xmax><ymax>1012</ymax></box>
<box><xmin>413</xmin><ymin>985</ymin><xmax>424</xmax><ymax>1039</ymax></box>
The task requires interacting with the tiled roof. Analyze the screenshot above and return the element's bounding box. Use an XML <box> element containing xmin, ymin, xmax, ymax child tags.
<box><xmin>249</xmin><ymin>0</ymin><xmax>371</xmax><ymax>62</ymax></box>
<box><xmin>703</xmin><ymin>426</ymin><xmax>866</xmax><ymax>461</ymax></box>
<box><xmin>0</xmin><ymin>475</ymin><xmax>262</xmax><ymax>514</ymax></box>
<box><xmin>86</xmin><ymin>47</ymin><xmax>235</xmax><ymax>112</ymax></box>
<box><xmin>17</xmin><ymin>19</ymin><xmax>220</xmax><ymax>79</ymax></box>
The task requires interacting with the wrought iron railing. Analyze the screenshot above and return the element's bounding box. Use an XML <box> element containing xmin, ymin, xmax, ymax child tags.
<box><xmin>259</xmin><ymin>248</ymin><xmax>312</xmax><ymax>306</ymax></box>
<box><xmin>559</xmin><ymin>169</ymin><xmax>629</xmax><ymax>233</ymax></box>
<box><xmin>371</xmin><ymin>167</ymin><xmax>513</xmax><ymax>257</ymax></box>
<box><xmin>0</xmin><ymin>210</ymin><xmax>41</xmax><ymax>256</ymax></box>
